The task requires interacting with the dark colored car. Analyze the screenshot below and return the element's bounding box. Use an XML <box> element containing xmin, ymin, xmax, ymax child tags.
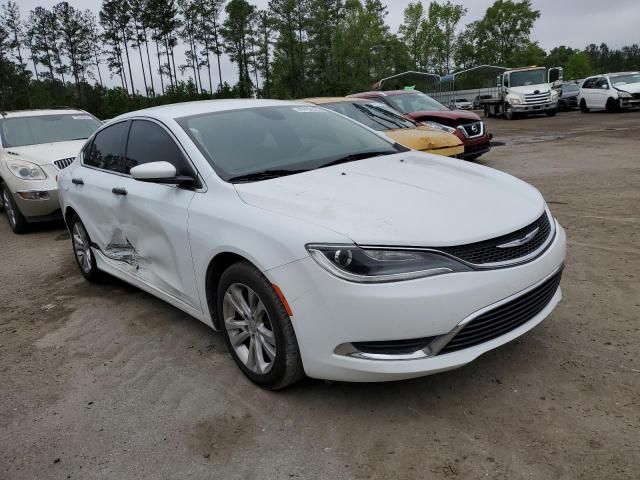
<box><xmin>558</xmin><ymin>83</ymin><xmax>580</xmax><ymax>111</ymax></box>
<box><xmin>351</xmin><ymin>90</ymin><xmax>492</xmax><ymax>160</ymax></box>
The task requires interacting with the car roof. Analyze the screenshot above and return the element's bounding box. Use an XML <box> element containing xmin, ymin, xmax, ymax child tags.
<box><xmin>0</xmin><ymin>108</ymin><xmax>88</xmax><ymax>118</ymax></box>
<box><xmin>112</xmin><ymin>99</ymin><xmax>307</xmax><ymax>122</ymax></box>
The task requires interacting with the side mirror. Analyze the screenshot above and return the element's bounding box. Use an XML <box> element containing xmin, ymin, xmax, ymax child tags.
<box><xmin>601</xmin><ymin>84</ymin><xmax>609</xmax><ymax>89</ymax></box>
<box><xmin>130</xmin><ymin>161</ymin><xmax>196</xmax><ymax>187</ymax></box>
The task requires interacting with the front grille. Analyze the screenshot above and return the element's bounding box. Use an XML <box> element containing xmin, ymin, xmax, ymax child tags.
<box><xmin>632</xmin><ymin>93</ymin><xmax>640</xmax><ymax>100</ymax></box>
<box><xmin>439</xmin><ymin>268</ymin><xmax>563</xmax><ymax>354</ymax></box>
<box><xmin>54</xmin><ymin>157</ymin><xmax>75</xmax><ymax>170</ymax></box>
<box><xmin>353</xmin><ymin>337</ymin><xmax>437</xmax><ymax>355</ymax></box>
<box><xmin>524</xmin><ymin>92</ymin><xmax>550</xmax><ymax>105</ymax></box>
<box><xmin>438</xmin><ymin>212</ymin><xmax>552</xmax><ymax>266</ymax></box>
<box><xmin>459</xmin><ymin>121</ymin><xmax>484</xmax><ymax>138</ymax></box>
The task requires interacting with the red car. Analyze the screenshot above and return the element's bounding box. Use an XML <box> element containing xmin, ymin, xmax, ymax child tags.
<box><xmin>350</xmin><ymin>90</ymin><xmax>492</xmax><ymax>160</ymax></box>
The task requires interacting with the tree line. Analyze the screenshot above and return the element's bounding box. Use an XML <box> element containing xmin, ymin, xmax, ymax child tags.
<box><xmin>1</xmin><ymin>0</ymin><xmax>639</xmax><ymax>119</ymax></box>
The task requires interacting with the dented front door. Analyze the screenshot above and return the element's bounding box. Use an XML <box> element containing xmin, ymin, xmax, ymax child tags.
<box><xmin>108</xmin><ymin>177</ymin><xmax>200</xmax><ymax>310</ymax></box>
<box><xmin>102</xmin><ymin>118</ymin><xmax>202</xmax><ymax>311</ymax></box>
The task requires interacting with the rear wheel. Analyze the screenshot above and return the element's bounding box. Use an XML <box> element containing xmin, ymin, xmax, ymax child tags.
<box><xmin>70</xmin><ymin>215</ymin><xmax>105</xmax><ymax>283</ymax></box>
<box><xmin>580</xmin><ymin>99</ymin><xmax>590</xmax><ymax>113</ymax></box>
<box><xmin>218</xmin><ymin>261</ymin><xmax>304</xmax><ymax>390</ymax></box>
<box><xmin>1</xmin><ymin>183</ymin><xmax>28</xmax><ymax>234</ymax></box>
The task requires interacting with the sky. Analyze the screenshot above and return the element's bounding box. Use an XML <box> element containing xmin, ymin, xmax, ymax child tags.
<box><xmin>15</xmin><ymin>0</ymin><xmax>640</xmax><ymax>89</ymax></box>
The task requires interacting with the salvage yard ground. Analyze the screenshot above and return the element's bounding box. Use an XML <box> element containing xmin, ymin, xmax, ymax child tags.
<box><xmin>1</xmin><ymin>110</ymin><xmax>639</xmax><ymax>479</ymax></box>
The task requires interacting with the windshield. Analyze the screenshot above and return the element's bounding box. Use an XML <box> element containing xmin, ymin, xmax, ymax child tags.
<box><xmin>609</xmin><ymin>73</ymin><xmax>640</xmax><ymax>86</ymax></box>
<box><xmin>455</xmin><ymin>98</ymin><xmax>469</xmax><ymax>102</ymax></box>
<box><xmin>385</xmin><ymin>92</ymin><xmax>449</xmax><ymax>113</ymax></box>
<box><xmin>323</xmin><ymin>101</ymin><xmax>415</xmax><ymax>130</ymax></box>
<box><xmin>509</xmin><ymin>69</ymin><xmax>547</xmax><ymax>87</ymax></box>
<box><xmin>563</xmin><ymin>84</ymin><xmax>579</xmax><ymax>92</ymax></box>
<box><xmin>178</xmin><ymin>105</ymin><xmax>401</xmax><ymax>181</ymax></box>
<box><xmin>0</xmin><ymin>114</ymin><xmax>101</xmax><ymax>148</ymax></box>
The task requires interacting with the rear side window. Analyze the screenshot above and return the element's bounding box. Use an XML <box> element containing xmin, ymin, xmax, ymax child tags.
<box><xmin>582</xmin><ymin>78</ymin><xmax>595</xmax><ymax>89</ymax></box>
<box><xmin>84</xmin><ymin>122</ymin><xmax>128</xmax><ymax>172</ymax></box>
<box><xmin>124</xmin><ymin>120</ymin><xmax>192</xmax><ymax>176</ymax></box>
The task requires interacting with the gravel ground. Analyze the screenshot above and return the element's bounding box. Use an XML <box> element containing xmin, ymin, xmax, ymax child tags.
<box><xmin>1</xmin><ymin>109</ymin><xmax>638</xmax><ymax>480</ymax></box>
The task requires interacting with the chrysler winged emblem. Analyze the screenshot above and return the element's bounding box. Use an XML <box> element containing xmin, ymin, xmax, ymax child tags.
<box><xmin>497</xmin><ymin>227</ymin><xmax>539</xmax><ymax>249</ymax></box>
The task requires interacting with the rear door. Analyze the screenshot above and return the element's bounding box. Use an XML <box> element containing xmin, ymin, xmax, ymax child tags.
<box><xmin>110</xmin><ymin>119</ymin><xmax>202</xmax><ymax>310</ymax></box>
<box><xmin>71</xmin><ymin>121</ymin><xmax>129</xmax><ymax>249</ymax></box>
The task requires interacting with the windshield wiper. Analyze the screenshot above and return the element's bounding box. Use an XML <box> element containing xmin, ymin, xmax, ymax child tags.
<box><xmin>319</xmin><ymin>151</ymin><xmax>396</xmax><ymax>169</ymax></box>
<box><xmin>228</xmin><ymin>169</ymin><xmax>307</xmax><ymax>183</ymax></box>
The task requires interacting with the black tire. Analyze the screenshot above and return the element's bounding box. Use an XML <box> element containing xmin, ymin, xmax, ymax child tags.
<box><xmin>580</xmin><ymin>99</ymin><xmax>590</xmax><ymax>113</ymax></box>
<box><xmin>1</xmin><ymin>183</ymin><xmax>28</xmax><ymax>234</ymax></box>
<box><xmin>218</xmin><ymin>261</ymin><xmax>304</xmax><ymax>390</ymax></box>
<box><xmin>69</xmin><ymin>215</ymin><xmax>105</xmax><ymax>283</ymax></box>
<box><xmin>465</xmin><ymin>154</ymin><xmax>482</xmax><ymax>161</ymax></box>
<box><xmin>605</xmin><ymin>97</ymin><xmax>618</xmax><ymax>113</ymax></box>
<box><xmin>546</xmin><ymin>109</ymin><xmax>557</xmax><ymax>117</ymax></box>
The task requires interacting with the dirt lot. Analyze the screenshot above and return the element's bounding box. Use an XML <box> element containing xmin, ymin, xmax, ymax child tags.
<box><xmin>1</xmin><ymin>110</ymin><xmax>639</xmax><ymax>480</ymax></box>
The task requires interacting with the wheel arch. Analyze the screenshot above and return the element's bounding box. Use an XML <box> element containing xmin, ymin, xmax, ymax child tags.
<box><xmin>63</xmin><ymin>206</ymin><xmax>78</xmax><ymax>230</ymax></box>
<box><xmin>205</xmin><ymin>251</ymin><xmax>254</xmax><ymax>329</ymax></box>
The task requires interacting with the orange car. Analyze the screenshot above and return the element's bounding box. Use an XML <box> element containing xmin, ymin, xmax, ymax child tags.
<box><xmin>304</xmin><ymin>97</ymin><xmax>464</xmax><ymax>158</ymax></box>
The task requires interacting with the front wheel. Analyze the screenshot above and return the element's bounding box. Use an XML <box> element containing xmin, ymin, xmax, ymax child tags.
<box><xmin>218</xmin><ymin>261</ymin><xmax>304</xmax><ymax>390</ymax></box>
<box><xmin>1</xmin><ymin>183</ymin><xmax>28</xmax><ymax>234</ymax></box>
<box><xmin>70</xmin><ymin>215</ymin><xmax>105</xmax><ymax>283</ymax></box>
<box><xmin>580</xmin><ymin>99</ymin><xmax>590</xmax><ymax>113</ymax></box>
<box><xmin>605</xmin><ymin>97</ymin><xmax>618</xmax><ymax>113</ymax></box>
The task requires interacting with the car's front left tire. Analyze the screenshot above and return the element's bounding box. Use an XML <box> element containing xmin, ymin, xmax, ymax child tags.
<box><xmin>218</xmin><ymin>261</ymin><xmax>304</xmax><ymax>390</ymax></box>
<box><xmin>69</xmin><ymin>215</ymin><xmax>105</xmax><ymax>283</ymax></box>
<box><xmin>1</xmin><ymin>183</ymin><xmax>28</xmax><ymax>234</ymax></box>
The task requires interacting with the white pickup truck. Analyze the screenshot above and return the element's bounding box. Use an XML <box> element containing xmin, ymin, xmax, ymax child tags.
<box><xmin>481</xmin><ymin>67</ymin><xmax>563</xmax><ymax>120</ymax></box>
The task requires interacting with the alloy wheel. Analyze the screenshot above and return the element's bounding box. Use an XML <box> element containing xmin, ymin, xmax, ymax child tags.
<box><xmin>72</xmin><ymin>222</ymin><xmax>93</xmax><ymax>274</ymax></box>
<box><xmin>2</xmin><ymin>189</ymin><xmax>16</xmax><ymax>227</ymax></box>
<box><xmin>223</xmin><ymin>283</ymin><xmax>277</xmax><ymax>375</ymax></box>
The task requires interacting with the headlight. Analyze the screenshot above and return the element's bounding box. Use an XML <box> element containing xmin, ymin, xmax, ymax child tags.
<box><xmin>506</xmin><ymin>95</ymin><xmax>522</xmax><ymax>105</ymax></box>
<box><xmin>7</xmin><ymin>159</ymin><xmax>47</xmax><ymax>180</ymax></box>
<box><xmin>550</xmin><ymin>90</ymin><xmax>559</xmax><ymax>100</ymax></box>
<box><xmin>422</xmin><ymin>121</ymin><xmax>456</xmax><ymax>134</ymax></box>
<box><xmin>617</xmin><ymin>90</ymin><xmax>632</xmax><ymax>99</ymax></box>
<box><xmin>306</xmin><ymin>244</ymin><xmax>471</xmax><ymax>283</ymax></box>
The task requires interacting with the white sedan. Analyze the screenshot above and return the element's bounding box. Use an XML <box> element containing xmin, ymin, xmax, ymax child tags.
<box><xmin>58</xmin><ymin>100</ymin><xmax>566</xmax><ymax>389</ymax></box>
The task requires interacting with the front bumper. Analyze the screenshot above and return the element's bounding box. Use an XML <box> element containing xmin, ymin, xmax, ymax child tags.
<box><xmin>511</xmin><ymin>102</ymin><xmax>557</xmax><ymax>113</ymax></box>
<box><xmin>266</xmin><ymin>222</ymin><xmax>566</xmax><ymax>382</ymax></box>
<box><xmin>2</xmin><ymin>164</ymin><xmax>62</xmax><ymax>220</ymax></box>
<box><xmin>620</xmin><ymin>98</ymin><xmax>640</xmax><ymax>109</ymax></box>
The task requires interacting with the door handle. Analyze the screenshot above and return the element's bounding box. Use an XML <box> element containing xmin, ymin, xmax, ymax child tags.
<box><xmin>72</xmin><ymin>178</ymin><xmax>84</xmax><ymax>185</ymax></box>
<box><xmin>112</xmin><ymin>187</ymin><xmax>127</xmax><ymax>196</ymax></box>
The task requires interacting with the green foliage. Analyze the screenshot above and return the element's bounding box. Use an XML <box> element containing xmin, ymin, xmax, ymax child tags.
<box><xmin>1</xmin><ymin>0</ymin><xmax>640</xmax><ymax>114</ymax></box>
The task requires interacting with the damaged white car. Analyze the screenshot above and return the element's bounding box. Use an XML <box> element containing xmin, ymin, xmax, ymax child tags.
<box><xmin>58</xmin><ymin>100</ymin><xmax>566</xmax><ymax>389</ymax></box>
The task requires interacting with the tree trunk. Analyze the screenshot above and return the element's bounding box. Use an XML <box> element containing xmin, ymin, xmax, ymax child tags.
<box><xmin>142</xmin><ymin>28</ymin><xmax>156</xmax><ymax>96</ymax></box>
<box><xmin>155</xmin><ymin>39</ymin><xmax>165</xmax><ymax>94</ymax></box>
<box><xmin>121</xmin><ymin>30</ymin><xmax>135</xmax><ymax>94</ymax></box>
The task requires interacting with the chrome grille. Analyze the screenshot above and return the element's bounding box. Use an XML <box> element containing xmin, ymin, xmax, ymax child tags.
<box><xmin>438</xmin><ymin>212</ymin><xmax>553</xmax><ymax>266</ymax></box>
<box><xmin>459</xmin><ymin>121</ymin><xmax>484</xmax><ymax>138</ymax></box>
<box><xmin>54</xmin><ymin>157</ymin><xmax>75</xmax><ymax>170</ymax></box>
<box><xmin>439</xmin><ymin>268</ymin><xmax>563</xmax><ymax>354</ymax></box>
<box><xmin>524</xmin><ymin>92</ymin><xmax>550</xmax><ymax>105</ymax></box>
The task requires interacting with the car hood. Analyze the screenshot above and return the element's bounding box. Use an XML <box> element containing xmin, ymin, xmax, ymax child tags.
<box><xmin>406</xmin><ymin>110</ymin><xmax>481</xmax><ymax>125</ymax></box>
<box><xmin>5</xmin><ymin>140</ymin><xmax>86</xmax><ymax>166</ymax></box>
<box><xmin>384</xmin><ymin>127</ymin><xmax>462</xmax><ymax>151</ymax></box>
<box><xmin>615</xmin><ymin>82</ymin><xmax>640</xmax><ymax>94</ymax></box>
<box><xmin>509</xmin><ymin>85</ymin><xmax>550</xmax><ymax>96</ymax></box>
<box><xmin>234</xmin><ymin>151</ymin><xmax>545</xmax><ymax>246</ymax></box>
